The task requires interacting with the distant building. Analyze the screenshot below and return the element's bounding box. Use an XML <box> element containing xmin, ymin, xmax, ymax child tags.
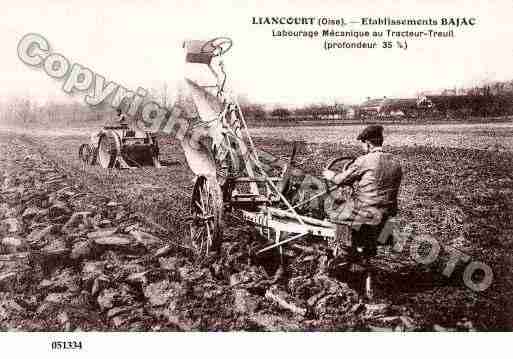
<box><xmin>358</xmin><ymin>96</ymin><xmax>434</xmax><ymax>118</ymax></box>
<box><xmin>358</xmin><ymin>91</ymin><xmax>513</xmax><ymax>119</ymax></box>
<box><xmin>359</xmin><ymin>98</ymin><xmax>387</xmax><ymax>116</ymax></box>
<box><xmin>345</xmin><ymin>106</ymin><xmax>357</xmax><ymax>119</ymax></box>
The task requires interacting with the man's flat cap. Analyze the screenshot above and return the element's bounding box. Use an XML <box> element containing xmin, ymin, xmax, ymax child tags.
<box><xmin>357</xmin><ymin>125</ymin><xmax>384</xmax><ymax>141</ymax></box>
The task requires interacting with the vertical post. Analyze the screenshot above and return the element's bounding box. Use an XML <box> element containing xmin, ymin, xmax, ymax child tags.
<box><xmin>363</xmin><ymin>258</ymin><xmax>373</xmax><ymax>300</ymax></box>
<box><xmin>275</xmin><ymin>230</ymin><xmax>283</xmax><ymax>265</ymax></box>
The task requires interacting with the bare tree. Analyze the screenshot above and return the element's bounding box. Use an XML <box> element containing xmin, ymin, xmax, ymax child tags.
<box><xmin>9</xmin><ymin>98</ymin><xmax>34</xmax><ymax>127</ymax></box>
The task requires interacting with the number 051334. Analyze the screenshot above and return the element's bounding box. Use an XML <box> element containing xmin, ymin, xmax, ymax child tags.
<box><xmin>51</xmin><ymin>341</ymin><xmax>83</xmax><ymax>350</ymax></box>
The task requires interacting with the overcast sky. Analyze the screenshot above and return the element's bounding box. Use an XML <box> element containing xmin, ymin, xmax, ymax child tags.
<box><xmin>1</xmin><ymin>0</ymin><xmax>513</xmax><ymax>106</ymax></box>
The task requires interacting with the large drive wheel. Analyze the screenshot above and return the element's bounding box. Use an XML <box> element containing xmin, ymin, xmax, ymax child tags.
<box><xmin>97</xmin><ymin>132</ymin><xmax>120</xmax><ymax>168</ymax></box>
<box><xmin>189</xmin><ymin>176</ymin><xmax>223</xmax><ymax>258</ymax></box>
<box><xmin>78</xmin><ymin>144</ymin><xmax>94</xmax><ymax>164</ymax></box>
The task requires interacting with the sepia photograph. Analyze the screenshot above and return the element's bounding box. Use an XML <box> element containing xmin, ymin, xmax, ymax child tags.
<box><xmin>0</xmin><ymin>0</ymin><xmax>512</xmax><ymax>356</ymax></box>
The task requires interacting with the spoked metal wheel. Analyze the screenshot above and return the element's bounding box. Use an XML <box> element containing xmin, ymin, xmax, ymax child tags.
<box><xmin>78</xmin><ymin>144</ymin><xmax>95</xmax><ymax>164</ymax></box>
<box><xmin>189</xmin><ymin>176</ymin><xmax>223</xmax><ymax>258</ymax></box>
<box><xmin>97</xmin><ymin>131</ymin><xmax>120</xmax><ymax>168</ymax></box>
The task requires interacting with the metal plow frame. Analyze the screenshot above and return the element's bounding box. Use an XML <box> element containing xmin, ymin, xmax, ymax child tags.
<box><xmin>183</xmin><ymin>37</ymin><xmax>360</xmax><ymax>260</ymax></box>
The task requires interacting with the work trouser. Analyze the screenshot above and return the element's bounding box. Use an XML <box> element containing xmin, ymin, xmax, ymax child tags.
<box><xmin>330</xmin><ymin>220</ymin><xmax>387</xmax><ymax>259</ymax></box>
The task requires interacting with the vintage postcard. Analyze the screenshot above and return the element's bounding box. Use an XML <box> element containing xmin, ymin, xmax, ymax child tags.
<box><xmin>0</xmin><ymin>0</ymin><xmax>511</xmax><ymax>357</ymax></box>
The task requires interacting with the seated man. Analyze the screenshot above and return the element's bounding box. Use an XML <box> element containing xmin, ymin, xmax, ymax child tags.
<box><xmin>115</xmin><ymin>108</ymin><xmax>128</xmax><ymax>127</ymax></box>
<box><xmin>322</xmin><ymin>125</ymin><xmax>402</xmax><ymax>260</ymax></box>
<box><xmin>89</xmin><ymin>108</ymin><xmax>129</xmax><ymax>148</ymax></box>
